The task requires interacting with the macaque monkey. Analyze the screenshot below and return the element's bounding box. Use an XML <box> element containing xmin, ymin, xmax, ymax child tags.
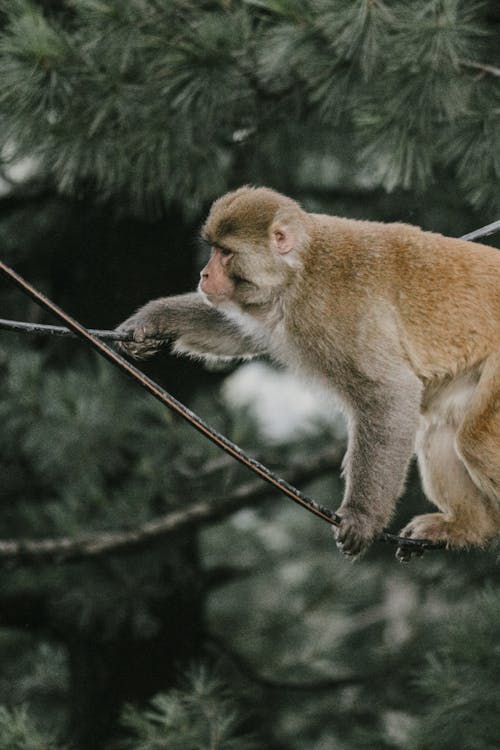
<box><xmin>117</xmin><ymin>187</ymin><xmax>500</xmax><ymax>560</ymax></box>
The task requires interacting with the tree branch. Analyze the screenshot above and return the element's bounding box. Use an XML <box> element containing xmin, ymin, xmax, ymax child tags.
<box><xmin>0</xmin><ymin>448</ymin><xmax>343</xmax><ymax>567</ymax></box>
<box><xmin>460</xmin><ymin>59</ymin><xmax>500</xmax><ymax>78</ymax></box>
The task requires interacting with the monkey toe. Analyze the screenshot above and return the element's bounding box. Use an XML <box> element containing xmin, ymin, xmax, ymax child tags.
<box><xmin>395</xmin><ymin>542</ymin><xmax>425</xmax><ymax>563</ymax></box>
<box><xmin>335</xmin><ymin>536</ymin><xmax>361</xmax><ymax>559</ymax></box>
<box><xmin>333</xmin><ymin>512</ymin><xmax>376</xmax><ymax>557</ymax></box>
<box><xmin>399</xmin><ymin>513</ymin><xmax>445</xmax><ymax>543</ymax></box>
<box><xmin>397</xmin><ymin>512</ymin><xmax>472</xmax><ymax>555</ymax></box>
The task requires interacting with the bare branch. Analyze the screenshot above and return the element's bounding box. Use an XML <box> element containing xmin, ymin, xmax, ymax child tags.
<box><xmin>0</xmin><ymin>448</ymin><xmax>343</xmax><ymax>567</ymax></box>
<box><xmin>460</xmin><ymin>59</ymin><xmax>500</xmax><ymax>78</ymax></box>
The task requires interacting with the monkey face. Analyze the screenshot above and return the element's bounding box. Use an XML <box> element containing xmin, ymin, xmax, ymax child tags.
<box><xmin>198</xmin><ymin>239</ymin><xmax>298</xmax><ymax>310</ymax></box>
<box><xmin>199</xmin><ymin>246</ymin><xmax>238</xmax><ymax>302</ymax></box>
<box><xmin>199</xmin><ymin>186</ymin><xmax>308</xmax><ymax>310</ymax></box>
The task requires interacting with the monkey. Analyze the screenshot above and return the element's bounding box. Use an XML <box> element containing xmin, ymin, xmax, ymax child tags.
<box><xmin>117</xmin><ymin>186</ymin><xmax>500</xmax><ymax>561</ymax></box>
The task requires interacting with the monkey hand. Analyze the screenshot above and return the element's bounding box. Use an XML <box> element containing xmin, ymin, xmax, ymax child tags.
<box><xmin>115</xmin><ymin>308</ymin><xmax>168</xmax><ymax>360</ymax></box>
<box><xmin>332</xmin><ymin>508</ymin><xmax>380</xmax><ymax>558</ymax></box>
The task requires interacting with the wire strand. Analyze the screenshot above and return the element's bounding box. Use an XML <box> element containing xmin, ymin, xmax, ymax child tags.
<box><xmin>0</xmin><ymin>318</ymin><xmax>131</xmax><ymax>340</ymax></box>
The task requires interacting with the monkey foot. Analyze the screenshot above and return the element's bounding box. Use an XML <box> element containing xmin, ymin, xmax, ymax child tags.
<box><xmin>396</xmin><ymin>512</ymin><xmax>475</xmax><ymax>562</ymax></box>
<box><xmin>333</xmin><ymin>510</ymin><xmax>378</xmax><ymax>559</ymax></box>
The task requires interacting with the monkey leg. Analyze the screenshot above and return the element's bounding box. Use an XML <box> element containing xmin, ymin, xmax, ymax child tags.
<box><xmin>455</xmin><ymin>352</ymin><xmax>500</xmax><ymax>503</ymax></box>
<box><xmin>335</xmin><ymin>370</ymin><xmax>423</xmax><ymax>558</ymax></box>
<box><xmin>398</xmin><ymin>419</ymin><xmax>500</xmax><ymax>561</ymax></box>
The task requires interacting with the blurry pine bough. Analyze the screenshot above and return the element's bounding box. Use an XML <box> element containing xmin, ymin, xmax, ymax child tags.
<box><xmin>1</xmin><ymin>0</ymin><xmax>500</xmax><ymax>216</ymax></box>
<box><xmin>2</xmin><ymin>2</ymin><xmax>500</xmax><ymax>750</ymax></box>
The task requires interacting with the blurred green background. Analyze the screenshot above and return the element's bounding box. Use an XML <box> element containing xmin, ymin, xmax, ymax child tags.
<box><xmin>0</xmin><ymin>1</ymin><xmax>499</xmax><ymax>748</ymax></box>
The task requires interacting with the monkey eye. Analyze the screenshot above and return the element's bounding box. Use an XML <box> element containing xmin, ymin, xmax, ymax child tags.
<box><xmin>214</xmin><ymin>245</ymin><xmax>234</xmax><ymax>262</ymax></box>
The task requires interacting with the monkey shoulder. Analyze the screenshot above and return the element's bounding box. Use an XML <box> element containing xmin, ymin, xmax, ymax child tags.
<box><xmin>308</xmin><ymin>214</ymin><xmax>426</xmax><ymax>266</ymax></box>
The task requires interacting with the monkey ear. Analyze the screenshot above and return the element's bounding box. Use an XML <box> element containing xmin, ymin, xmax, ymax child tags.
<box><xmin>271</xmin><ymin>222</ymin><xmax>296</xmax><ymax>255</ymax></box>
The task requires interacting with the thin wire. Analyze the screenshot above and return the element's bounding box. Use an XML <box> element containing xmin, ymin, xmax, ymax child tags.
<box><xmin>0</xmin><ymin>318</ymin><xmax>131</xmax><ymax>340</ymax></box>
<box><xmin>460</xmin><ymin>218</ymin><xmax>500</xmax><ymax>242</ymax></box>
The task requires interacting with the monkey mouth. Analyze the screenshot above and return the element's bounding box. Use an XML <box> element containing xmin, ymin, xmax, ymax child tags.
<box><xmin>198</xmin><ymin>285</ymin><xmax>232</xmax><ymax>305</ymax></box>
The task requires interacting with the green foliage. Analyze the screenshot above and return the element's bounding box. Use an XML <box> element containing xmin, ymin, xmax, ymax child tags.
<box><xmin>0</xmin><ymin>706</ymin><xmax>62</xmax><ymax>750</ymax></box>
<box><xmin>0</xmin><ymin>0</ymin><xmax>499</xmax><ymax>214</ymax></box>
<box><xmin>412</xmin><ymin>587</ymin><xmax>500</xmax><ymax>750</ymax></box>
<box><xmin>0</xmin><ymin>636</ymin><xmax>67</xmax><ymax>715</ymax></box>
<box><xmin>0</xmin><ymin>340</ymin><xmax>179</xmax><ymax>514</ymax></box>
<box><xmin>204</xmin><ymin>491</ymin><xmax>500</xmax><ymax>749</ymax></box>
<box><xmin>120</xmin><ymin>667</ymin><xmax>256</xmax><ymax>750</ymax></box>
<box><xmin>353</xmin><ymin>0</ymin><xmax>487</xmax><ymax>191</ymax></box>
<box><xmin>0</xmin><ymin>338</ymin><xmax>223</xmax><ymax>638</ymax></box>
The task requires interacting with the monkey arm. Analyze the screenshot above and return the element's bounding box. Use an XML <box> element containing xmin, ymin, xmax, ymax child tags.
<box><xmin>116</xmin><ymin>292</ymin><xmax>264</xmax><ymax>361</ymax></box>
<box><xmin>334</xmin><ymin>368</ymin><xmax>423</xmax><ymax>556</ymax></box>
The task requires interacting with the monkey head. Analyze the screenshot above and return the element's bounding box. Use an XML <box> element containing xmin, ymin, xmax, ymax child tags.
<box><xmin>199</xmin><ymin>186</ymin><xmax>310</xmax><ymax>309</ymax></box>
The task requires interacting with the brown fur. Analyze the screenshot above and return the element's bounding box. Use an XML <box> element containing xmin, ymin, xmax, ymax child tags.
<box><xmin>118</xmin><ymin>187</ymin><xmax>500</xmax><ymax>559</ymax></box>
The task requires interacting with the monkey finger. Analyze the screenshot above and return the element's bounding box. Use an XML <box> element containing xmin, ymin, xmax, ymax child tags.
<box><xmin>133</xmin><ymin>325</ymin><xmax>149</xmax><ymax>343</ymax></box>
<box><xmin>117</xmin><ymin>339</ymin><xmax>158</xmax><ymax>359</ymax></box>
<box><xmin>115</xmin><ymin>340</ymin><xmax>135</xmax><ymax>356</ymax></box>
<box><xmin>395</xmin><ymin>543</ymin><xmax>425</xmax><ymax>563</ymax></box>
<box><xmin>130</xmin><ymin>345</ymin><xmax>160</xmax><ymax>360</ymax></box>
<box><xmin>395</xmin><ymin>545</ymin><xmax>412</xmax><ymax>563</ymax></box>
<box><xmin>115</xmin><ymin>324</ymin><xmax>137</xmax><ymax>350</ymax></box>
<box><xmin>115</xmin><ymin>340</ymin><xmax>127</xmax><ymax>354</ymax></box>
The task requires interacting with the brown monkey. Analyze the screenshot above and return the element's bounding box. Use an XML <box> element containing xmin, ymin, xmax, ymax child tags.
<box><xmin>117</xmin><ymin>186</ymin><xmax>500</xmax><ymax>560</ymax></box>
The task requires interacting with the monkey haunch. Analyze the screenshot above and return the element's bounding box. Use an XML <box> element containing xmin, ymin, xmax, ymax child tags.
<box><xmin>117</xmin><ymin>187</ymin><xmax>500</xmax><ymax>560</ymax></box>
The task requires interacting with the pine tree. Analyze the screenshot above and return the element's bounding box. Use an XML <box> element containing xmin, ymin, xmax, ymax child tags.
<box><xmin>0</xmin><ymin>705</ymin><xmax>62</xmax><ymax>750</ymax></box>
<box><xmin>120</xmin><ymin>667</ymin><xmax>257</xmax><ymax>750</ymax></box>
<box><xmin>0</xmin><ymin>0</ymin><xmax>499</xmax><ymax>217</ymax></box>
<box><xmin>0</xmin><ymin>2</ymin><xmax>499</xmax><ymax>749</ymax></box>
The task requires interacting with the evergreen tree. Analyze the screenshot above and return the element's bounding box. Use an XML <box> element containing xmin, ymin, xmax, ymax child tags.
<box><xmin>0</xmin><ymin>1</ymin><xmax>499</xmax><ymax>749</ymax></box>
<box><xmin>0</xmin><ymin>0</ymin><xmax>499</xmax><ymax>217</ymax></box>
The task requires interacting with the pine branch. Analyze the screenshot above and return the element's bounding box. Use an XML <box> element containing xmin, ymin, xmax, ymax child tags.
<box><xmin>0</xmin><ymin>448</ymin><xmax>342</xmax><ymax>567</ymax></box>
<box><xmin>460</xmin><ymin>59</ymin><xmax>500</xmax><ymax>77</ymax></box>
